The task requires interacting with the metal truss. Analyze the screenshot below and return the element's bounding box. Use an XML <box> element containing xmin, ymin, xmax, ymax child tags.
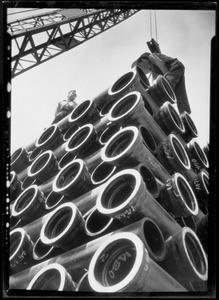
<box><xmin>7</xmin><ymin>9</ymin><xmax>139</xmax><ymax>78</ymax></box>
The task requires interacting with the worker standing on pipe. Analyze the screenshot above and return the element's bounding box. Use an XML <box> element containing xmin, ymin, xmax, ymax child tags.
<box><xmin>131</xmin><ymin>52</ymin><xmax>191</xmax><ymax>114</ymax></box>
<box><xmin>52</xmin><ymin>90</ymin><xmax>77</xmax><ymax>124</ymax></box>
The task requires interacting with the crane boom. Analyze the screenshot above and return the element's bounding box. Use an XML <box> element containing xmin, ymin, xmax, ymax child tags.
<box><xmin>7</xmin><ymin>9</ymin><xmax>139</xmax><ymax>78</ymax></box>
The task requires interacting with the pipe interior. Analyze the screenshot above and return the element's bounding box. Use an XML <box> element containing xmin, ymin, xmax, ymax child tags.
<box><xmin>143</xmin><ymin>219</ymin><xmax>164</xmax><ymax>258</ymax></box>
<box><xmin>68</xmin><ymin>127</ymin><xmax>91</xmax><ymax>150</ymax></box>
<box><xmin>31</xmin><ymin>153</ymin><xmax>50</xmax><ymax>173</ymax></box>
<box><xmin>58</xmin><ymin>153</ymin><xmax>75</xmax><ymax>169</ymax></box>
<box><xmin>172</xmin><ymin>137</ymin><xmax>189</xmax><ymax>167</ymax></box>
<box><xmin>169</xmin><ymin>105</ymin><xmax>184</xmax><ymax>130</ymax></box>
<box><xmin>38</xmin><ymin>127</ymin><xmax>55</xmax><ymax>145</ymax></box>
<box><xmin>177</xmin><ymin>176</ymin><xmax>196</xmax><ymax>211</ymax></box>
<box><xmin>46</xmin><ymin>192</ymin><xmax>63</xmax><ymax>209</ymax></box>
<box><xmin>11</xmin><ymin>148</ymin><xmax>22</xmax><ymax>164</ymax></box>
<box><xmin>100</xmin><ymin>98</ymin><xmax>119</xmax><ymax>116</ymax></box>
<box><xmin>64</xmin><ymin>125</ymin><xmax>77</xmax><ymax>141</ymax></box>
<box><xmin>29</xmin><ymin>269</ymin><xmax>62</xmax><ymax>290</ymax></box>
<box><xmin>194</xmin><ymin>142</ymin><xmax>208</xmax><ymax>166</ymax></box>
<box><xmin>101</xmin><ymin>174</ymin><xmax>135</xmax><ymax>209</ymax></box>
<box><xmin>203</xmin><ymin>173</ymin><xmax>209</xmax><ymax>193</ymax></box>
<box><xmin>100</xmin><ymin>124</ymin><xmax>120</xmax><ymax>144</ymax></box>
<box><xmin>111</xmin><ymin>72</ymin><xmax>133</xmax><ymax>93</ymax></box>
<box><xmin>15</xmin><ymin>188</ymin><xmax>35</xmax><ymax>212</ymax></box>
<box><xmin>33</xmin><ymin>238</ymin><xmax>53</xmax><ymax>259</ymax></box>
<box><xmin>110</xmin><ymin>94</ymin><xmax>138</xmax><ymax>118</ymax></box>
<box><xmin>161</xmin><ymin>77</ymin><xmax>175</xmax><ymax>100</ymax></box>
<box><xmin>136</xmin><ymin>66</ymin><xmax>150</xmax><ymax>89</ymax></box>
<box><xmin>86</xmin><ymin>209</ymin><xmax>111</xmax><ymax>233</ymax></box>
<box><xmin>93</xmin><ymin>239</ymin><xmax>136</xmax><ymax>287</ymax></box>
<box><xmin>56</xmin><ymin>163</ymin><xmax>80</xmax><ymax>188</ymax></box>
<box><xmin>45</xmin><ymin>207</ymin><xmax>72</xmax><ymax>239</ymax></box>
<box><xmin>105</xmin><ymin>131</ymin><xmax>134</xmax><ymax>158</ymax></box>
<box><xmin>71</xmin><ymin>100</ymin><xmax>90</xmax><ymax>120</ymax></box>
<box><xmin>29</xmin><ymin>148</ymin><xmax>42</xmax><ymax>161</ymax></box>
<box><xmin>91</xmin><ymin>162</ymin><xmax>115</xmax><ymax>183</ymax></box>
<box><xmin>185</xmin><ymin>232</ymin><xmax>207</xmax><ymax>276</ymax></box>
<box><xmin>185</xmin><ymin>114</ymin><xmax>198</xmax><ymax>135</ymax></box>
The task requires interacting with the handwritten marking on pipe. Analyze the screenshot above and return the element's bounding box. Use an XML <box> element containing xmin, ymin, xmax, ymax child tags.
<box><xmin>191</xmin><ymin>158</ymin><xmax>201</xmax><ymax>170</ymax></box>
<box><xmin>108</xmin><ymin>251</ymin><xmax>132</xmax><ymax>279</ymax></box>
<box><xmin>10</xmin><ymin>250</ymin><xmax>27</xmax><ymax>268</ymax></box>
<box><xmin>193</xmin><ymin>178</ymin><xmax>202</xmax><ymax>190</ymax></box>
<box><xmin>115</xmin><ymin>206</ymin><xmax>135</xmax><ymax>220</ymax></box>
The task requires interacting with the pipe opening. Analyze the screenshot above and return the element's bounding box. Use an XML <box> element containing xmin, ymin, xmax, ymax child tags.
<box><xmin>58</xmin><ymin>152</ymin><xmax>75</xmax><ymax>169</ymax></box>
<box><xmin>85</xmin><ymin>209</ymin><xmax>112</xmax><ymax>235</ymax></box>
<box><xmin>67</xmin><ymin>126</ymin><xmax>92</xmax><ymax>150</ymax></box>
<box><xmin>44</xmin><ymin>207</ymin><xmax>72</xmax><ymax>239</ymax></box>
<box><xmin>100</xmin><ymin>98</ymin><xmax>119</xmax><ymax>117</ymax></box>
<box><xmin>136</xmin><ymin>66</ymin><xmax>150</xmax><ymax>89</ymax></box>
<box><xmin>168</xmin><ymin>104</ymin><xmax>184</xmax><ymax>131</ymax></box>
<box><xmin>176</xmin><ymin>175</ymin><xmax>197</xmax><ymax>212</ymax></box>
<box><xmin>110</xmin><ymin>93</ymin><xmax>138</xmax><ymax>119</ymax></box>
<box><xmin>143</xmin><ymin>219</ymin><xmax>165</xmax><ymax>260</ymax></box>
<box><xmin>45</xmin><ymin>191</ymin><xmax>64</xmax><ymax>210</ymax></box>
<box><xmin>99</xmin><ymin>124</ymin><xmax>120</xmax><ymax>145</ymax></box>
<box><xmin>29</xmin><ymin>148</ymin><xmax>42</xmax><ymax>162</ymax></box>
<box><xmin>110</xmin><ymin>72</ymin><xmax>134</xmax><ymax>93</ymax></box>
<box><xmin>76</xmin><ymin>273</ymin><xmax>90</xmax><ymax>291</ymax></box>
<box><xmin>91</xmin><ymin>162</ymin><xmax>116</xmax><ymax>185</ymax></box>
<box><xmin>139</xmin><ymin>165</ymin><xmax>159</xmax><ymax>197</ymax></box>
<box><xmin>13</xmin><ymin>187</ymin><xmax>36</xmax><ymax>213</ymax></box>
<box><xmin>140</xmin><ymin>126</ymin><xmax>157</xmax><ymax>153</ymax></box>
<box><xmin>105</xmin><ymin>131</ymin><xmax>135</xmax><ymax>159</ymax></box>
<box><xmin>29</xmin><ymin>269</ymin><xmax>62</xmax><ymax>290</ymax></box>
<box><xmin>55</xmin><ymin>162</ymin><xmax>80</xmax><ymax>189</ymax></box>
<box><xmin>202</xmin><ymin>172</ymin><xmax>209</xmax><ymax>194</ymax></box>
<box><xmin>30</xmin><ymin>152</ymin><xmax>51</xmax><ymax>175</ymax></box>
<box><xmin>194</xmin><ymin>142</ymin><xmax>209</xmax><ymax>168</ymax></box>
<box><xmin>101</xmin><ymin>174</ymin><xmax>136</xmax><ymax>209</ymax></box>
<box><xmin>184</xmin><ymin>230</ymin><xmax>207</xmax><ymax>278</ymax></box>
<box><xmin>33</xmin><ymin>238</ymin><xmax>54</xmax><ymax>260</ymax></box>
<box><xmin>160</xmin><ymin>77</ymin><xmax>176</xmax><ymax>102</ymax></box>
<box><xmin>184</xmin><ymin>113</ymin><xmax>198</xmax><ymax>136</ymax></box>
<box><xmin>11</xmin><ymin>148</ymin><xmax>22</xmax><ymax>164</ymax></box>
<box><xmin>37</xmin><ymin>126</ymin><xmax>56</xmax><ymax>146</ymax></box>
<box><xmin>93</xmin><ymin>239</ymin><xmax>136</xmax><ymax>286</ymax></box>
<box><xmin>171</xmin><ymin>135</ymin><xmax>190</xmax><ymax>168</ymax></box>
<box><xmin>22</xmin><ymin>177</ymin><xmax>36</xmax><ymax>190</ymax></box>
<box><xmin>63</xmin><ymin>125</ymin><xmax>77</xmax><ymax>141</ymax></box>
<box><xmin>70</xmin><ymin>100</ymin><xmax>91</xmax><ymax>121</ymax></box>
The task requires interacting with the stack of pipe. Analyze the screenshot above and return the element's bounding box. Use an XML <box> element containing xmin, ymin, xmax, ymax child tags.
<box><xmin>9</xmin><ymin>66</ymin><xmax>209</xmax><ymax>294</ymax></box>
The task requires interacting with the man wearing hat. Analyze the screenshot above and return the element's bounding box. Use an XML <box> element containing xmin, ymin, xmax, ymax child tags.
<box><xmin>52</xmin><ymin>90</ymin><xmax>77</xmax><ymax>124</ymax></box>
<box><xmin>132</xmin><ymin>52</ymin><xmax>191</xmax><ymax>114</ymax></box>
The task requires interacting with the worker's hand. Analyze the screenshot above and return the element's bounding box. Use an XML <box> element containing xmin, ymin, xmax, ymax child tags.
<box><xmin>148</xmin><ymin>54</ymin><xmax>168</xmax><ymax>75</ymax></box>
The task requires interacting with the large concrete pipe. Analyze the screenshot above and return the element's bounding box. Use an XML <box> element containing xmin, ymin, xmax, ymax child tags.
<box><xmin>10</xmin><ymin>147</ymin><xmax>30</xmax><ymax>174</ymax></box>
<box><xmin>153</xmin><ymin>101</ymin><xmax>185</xmax><ymax>136</ymax></box>
<box><xmin>96</xmin><ymin>168</ymin><xmax>182</xmax><ymax>239</ymax></box>
<box><xmin>88</xmin><ymin>232</ymin><xmax>185</xmax><ymax>292</ymax></box>
<box><xmin>10</xmin><ymin>228</ymin><xmax>34</xmax><ymax>275</ymax></box>
<box><xmin>26</xmin><ymin>263</ymin><xmax>77</xmax><ymax>291</ymax></box>
<box><xmin>35</xmin><ymin>124</ymin><xmax>64</xmax><ymax>151</ymax></box>
<box><xmin>11</xmin><ymin>184</ymin><xmax>47</xmax><ymax>223</ymax></box>
<box><xmin>160</xmin><ymin>227</ymin><xmax>208</xmax><ymax>283</ymax></box>
<box><xmin>180</xmin><ymin>111</ymin><xmax>199</xmax><ymax>143</ymax></box>
<box><xmin>157</xmin><ymin>172</ymin><xmax>199</xmax><ymax>218</ymax></box>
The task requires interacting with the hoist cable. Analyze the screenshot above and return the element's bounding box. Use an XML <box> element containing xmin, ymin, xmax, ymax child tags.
<box><xmin>149</xmin><ymin>10</ymin><xmax>158</xmax><ymax>42</ymax></box>
<box><xmin>154</xmin><ymin>10</ymin><xmax>158</xmax><ymax>42</ymax></box>
<box><xmin>149</xmin><ymin>10</ymin><xmax>153</xmax><ymax>40</ymax></box>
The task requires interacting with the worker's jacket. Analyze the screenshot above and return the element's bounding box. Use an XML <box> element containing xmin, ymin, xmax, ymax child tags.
<box><xmin>54</xmin><ymin>99</ymin><xmax>76</xmax><ymax>117</ymax></box>
<box><xmin>149</xmin><ymin>53</ymin><xmax>191</xmax><ymax>114</ymax></box>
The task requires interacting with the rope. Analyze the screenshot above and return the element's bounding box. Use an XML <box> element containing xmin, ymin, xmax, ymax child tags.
<box><xmin>149</xmin><ymin>10</ymin><xmax>158</xmax><ymax>42</ymax></box>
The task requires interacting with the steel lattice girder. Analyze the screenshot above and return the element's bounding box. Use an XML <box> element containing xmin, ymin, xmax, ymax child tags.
<box><xmin>7</xmin><ymin>9</ymin><xmax>139</xmax><ymax>78</ymax></box>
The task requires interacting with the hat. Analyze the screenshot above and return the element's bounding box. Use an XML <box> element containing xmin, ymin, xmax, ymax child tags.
<box><xmin>131</xmin><ymin>52</ymin><xmax>151</xmax><ymax>68</ymax></box>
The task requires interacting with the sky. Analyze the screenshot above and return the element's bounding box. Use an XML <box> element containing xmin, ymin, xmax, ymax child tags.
<box><xmin>7</xmin><ymin>8</ymin><xmax>216</xmax><ymax>153</ymax></box>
